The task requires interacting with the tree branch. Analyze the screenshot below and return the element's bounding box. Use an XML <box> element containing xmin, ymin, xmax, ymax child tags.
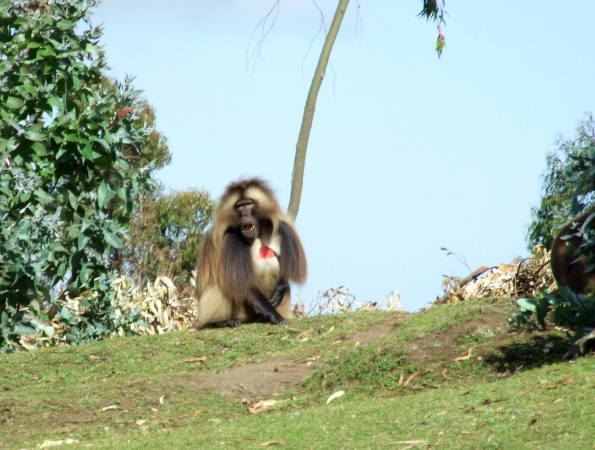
<box><xmin>435</xmin><ymin>266</ymin><xmax>495</xmax><ymax>305</ymax></box>
<box><xmin>287</xmin><ymin>0</ymin><xmax>350</xmax><ymax>220</ymax></box>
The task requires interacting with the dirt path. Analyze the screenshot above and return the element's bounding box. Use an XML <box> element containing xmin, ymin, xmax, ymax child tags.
<box><xmin>182</xmin><ymin>320</ymin><xmax>402</xmax><ymax>398</ymax></box>
<box><xmin>180</xmin><ymin>306</ymin><xmax>510</xmax><ymax>399</ymax></box>
<box><xmin>404</xmin><ymin>305</ymin><xmax>508</xmax><ymax>366</ymax></box>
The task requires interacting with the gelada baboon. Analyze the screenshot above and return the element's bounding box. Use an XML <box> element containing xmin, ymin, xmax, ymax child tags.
<box><xmin>550</xmin><ymin>209</ymin><xmax>595</xmax><ymax>294</ymax></box>
<box><xmin>194</xmin><ymin>178</ymin><xmax>307</xmax><ymax>329</ymax></box>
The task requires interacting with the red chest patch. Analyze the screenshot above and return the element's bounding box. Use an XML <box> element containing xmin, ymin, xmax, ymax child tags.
<box><xmin>259</xmin><ymin>244</ymin><xmax>277</xmax><ymax>259</ymax></box>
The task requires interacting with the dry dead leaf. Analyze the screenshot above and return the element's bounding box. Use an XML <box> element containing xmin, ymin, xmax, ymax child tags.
<box><xmin>437</xmin><ymin>411</ymin><xmax>447</xmax><ymax>416</ymax></box>
<box><xmin>99</xmin><ymin>405</ymin><xmax>119</xmax><ymax>412</ymax></box>
<box><xmin>260</xmin><ymin>441</ymin><xmax>285</xmax><ymax>447</ymax></box>
<box><xmin>326</xmin><ymin>390</ymin><xmax>345</xmax><ymax>405</ymax></box>
<box><xmin>484</xmin><ymin>397</ymin><xmax>506</xmax><ymax>405</ymax></box>
<box><xmin>243</xmin><ymin>399</ymin><xmax>279</xmax><ymax>414</ymax></box>
<box><xmin>136</xmin><ymin>419</ymin><xmax>147</xmax><ymax>426</ymax></box>
<box><xmin>296</xmin><ymin>328</ymin><xmax>314</xmax><ymax>339</ymax></box>
<box><xmin>398</xmin><ymin>374</ymin><xmax>404</xmax><ymax>386</ymax></box>
<box><xmin>183</xmin><ymin>356</ymin><xmax>207</xmax><ymax>363</ymax></box>
<box><xmin>159</xmin><ymin>396</ymin><xmax>165</xmax><ymax>405</ymax></box>
<box><xmin>179</xmin><ymin>409</ymin><xmax>206</xmax><ymax>418</ymax></box>
<box><xmin>454</xmin><ymin>347</ymin><xmax>475</xmax><ymax>362</ymax></box>
<box><xmin>547</xmin><ymin>377</ymin><xmax>574</xmax><ymax>389</ymax></box>
<box><xmin>38</xmin><ymin>439</ymin><xmax>79</xmax><ymax>448</ymax></box>
<box><xmin>465</xmin><ymin>406</ymin><xmax>484</xmax><ymax>413</ymax></box>
<box><xmin>402</xmin><ymin>372</ymin><xmax>420</xmax><ymax>388</ymax></box>
<box><xmin>553</xmin><ymin>398</ymin><xmax>562</xmax><ymax>404</ymax></box>
<box><xmin>460</xmin><ymin>430</ymin><xmax>472</xmax><ymax>435</ymax></box>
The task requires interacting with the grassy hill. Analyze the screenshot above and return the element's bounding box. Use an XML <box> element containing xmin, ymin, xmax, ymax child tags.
<box><xmin>1</xmin><ymin>298</ymin><xmax>593</xmax><ymax>449</ymax></box>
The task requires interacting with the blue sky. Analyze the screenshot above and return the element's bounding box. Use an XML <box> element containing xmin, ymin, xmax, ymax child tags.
<box><xmin>93</xmin><ymin>0</ymin><xmax>595</xmax><ymax>311</ymax></box>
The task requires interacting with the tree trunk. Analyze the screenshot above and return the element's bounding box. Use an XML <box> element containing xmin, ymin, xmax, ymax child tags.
<box><xmin>287</xmin><ymin>0</ymin><xmax>350</xmax><ymax>220</ymax></box>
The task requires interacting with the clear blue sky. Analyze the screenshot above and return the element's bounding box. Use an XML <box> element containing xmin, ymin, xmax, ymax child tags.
<box><xmin>93</xmin><ymin>0</ymin><xmax>595</xmax><ymax>311</ymax></box>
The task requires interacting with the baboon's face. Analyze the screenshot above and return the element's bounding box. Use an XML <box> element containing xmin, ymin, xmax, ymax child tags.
<box><xmin>236</xmin><ymin>198</ymin><xmax>259</xmax><ymax>241</ymax></box>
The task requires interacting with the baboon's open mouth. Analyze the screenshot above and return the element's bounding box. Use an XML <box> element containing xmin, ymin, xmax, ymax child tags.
<box><xmin>243</xmin><ymin>225</ymin><xmax>254</xmax><ymax>231</ymax></box>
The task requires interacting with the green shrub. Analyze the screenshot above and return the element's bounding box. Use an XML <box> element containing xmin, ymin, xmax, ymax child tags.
<box><xmin>0</xmin><ymin>0</ymin><xmax>155</xmax><ymax>350</ymax></box>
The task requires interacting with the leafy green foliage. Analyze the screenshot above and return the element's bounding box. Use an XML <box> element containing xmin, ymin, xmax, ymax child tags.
<box><xmin>513</xmin><ymin>288</ymin><xmax>595</xmax><ymax>340</ymax></box>
<box><xmin>54</xmin><ymin>282</ymin><xmax>145</xmax><ymax>346</ymax></box>
<box><xmin>521</xmin><ymin>114</ymin><xmax>595</xmax><ymax>338</ymax></box>
<box><xmin>527</xmin><ymin>113</ymin><xmax>595</xmax><ymax>250</ymax></box>
<box><xmin>418</xmin><ymin>0</ymin><xmax>447</xmax><ymax>57</ymax></box>
<box><xmin>0</xmin><ymin>0</ymin><xmax>155</xmax><ymax>351</ymax></box>
<box><xmin>123</xmin><ymin>188</ymin><xmax>214</xmax><ymax>288</ymax></box>
<box><xmin>101</xmin><ymin>96</ymin><xmax>172</xmax><ymax>274</ymax></box>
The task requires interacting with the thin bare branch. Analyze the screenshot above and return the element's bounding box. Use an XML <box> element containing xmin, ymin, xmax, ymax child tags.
<box><xmin>301</xmin><ymin>0</ymin><xmax>327</xmax><ymax>88</ymax></box>
<box><xmin>245</xmin><ymin>1</ymin><xmax>280</xmax><ymax>76</ymax></box>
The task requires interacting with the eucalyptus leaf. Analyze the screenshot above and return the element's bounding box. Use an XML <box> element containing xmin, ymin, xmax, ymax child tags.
<box><xmin>516</xmin><ymin>297</ymin><xmax>537</xmax><ymax>312</ymax></box>
<box><xmin>14</xmin><ymin>325</ymin><xmax>36</xmax><ymax>335</ymax></box>
<box><xmin>97</xmin><ymin>181</ymin><xmax>116</xmax><ymax>208</ymax></box>
<box><xmin>34</xmin><ymin>189</ymin><xmax>54</xmax><ymax>203</ymax></box>
<box><xmin>56</xmin><ymin>19</ymin><xmax>74</xmax><ymax>29</ymax></box>
<box><xmin>6</xmin><ymin>96</ymin><xmax>24</xmax><ymax>110</ymax></box>
<box><xmin>43</xmin><ymin>326</ymin><xmax>55</xmax><ymax>337</ymax></box>
<box><xmin>103</xmin><ymin>230</ymin><xmax>123</xmax><ymax>249</ymax></box>
<box><xmin>25</xmin><ymin>131</ymin><xmax>44</xmax><ymax>142</ymax></box>
<box><xmin>0</xmin><ymin>1</ymin><xmax>11</xmax><ymax>13</ymax></box>
<box><xmin>31</xmin><ymin>142</ymin><xmax>48</xmax><ymax>156</ymax></box>
<box><xmin>80</xmin><ymin>264</ymin><xmax>92</xmax><ymax>284</ymax></box>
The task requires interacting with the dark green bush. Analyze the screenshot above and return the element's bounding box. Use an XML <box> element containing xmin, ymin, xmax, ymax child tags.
<box><xmin>0</xmin><ymin>0</ymin><xmax>155</xmax><ymax>350</ymax></box>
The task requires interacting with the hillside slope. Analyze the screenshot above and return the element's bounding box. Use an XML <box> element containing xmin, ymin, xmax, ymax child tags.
<box><xmin>1</xmin><ymin>299</ymin><xmax>593</xmax><ymax>449</ymax></box>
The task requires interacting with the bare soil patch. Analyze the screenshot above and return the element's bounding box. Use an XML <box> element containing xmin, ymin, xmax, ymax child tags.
<box><xmin>182</xmin><ymin>320</ymin><xmax>402</xmax><ymax>398</ymax></box>
<box><xmin>404</xmin><ymin>305</ymin><xmax>509</xmax><ymax>366</ymax></box>
<box><xmin>346</xmin><ymin>321</ymin><xmax>400</xmax><ymax>344</ymax></box>
<box><xmin>177</xmin><ymin>307</ymin><xmax>544</xmax><ymax>399</ymax></box>
<box><xmin>182</xmin><ymin>358</ymin><xmax>310</xmax><ymax>398</ymax></box>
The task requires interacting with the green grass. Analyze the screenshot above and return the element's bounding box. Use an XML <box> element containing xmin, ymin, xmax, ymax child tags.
<box><xmin>1</xmin><ymin>299</ymin><xmax>593</xmax><ymax>449</ymax></box>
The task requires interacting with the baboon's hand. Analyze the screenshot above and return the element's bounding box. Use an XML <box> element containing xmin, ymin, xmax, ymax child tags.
<box><xmin>268</xmin><ymin>315</ymin><xmax>288</xmax><ymax>326</ymax></box>
<box><xmin>214</xmin><ymin>319</ymin><xmax>243</xmax><ymax>328</ymax></box>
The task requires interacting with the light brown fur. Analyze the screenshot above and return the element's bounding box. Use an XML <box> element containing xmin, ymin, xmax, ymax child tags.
<box><xmin>194</xmin><ymin>178</ymin><xmax>307</xmax><ymax>329</ymax></box>
<box><xmin>550</xmin><ymin>209</ymin><xmax>595</xmax><ymax>294</ymax></box>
